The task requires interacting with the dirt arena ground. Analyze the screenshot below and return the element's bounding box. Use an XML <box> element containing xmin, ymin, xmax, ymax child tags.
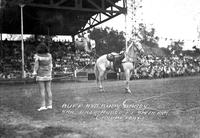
<box><xmin>1</xmin><ymin>76</ymin><xmax>200</xmax><ymax>138</ymax></box>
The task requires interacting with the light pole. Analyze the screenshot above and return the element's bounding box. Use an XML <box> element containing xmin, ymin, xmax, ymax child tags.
<box><xmin>124</xmin><ymin>0</ymin><xmax>128</xmax><ymax>49</ymax></box>
<box><xmin>20</xmin><ymin>4</ymin><xmax>25</xmax><ymax>78</ymax></box>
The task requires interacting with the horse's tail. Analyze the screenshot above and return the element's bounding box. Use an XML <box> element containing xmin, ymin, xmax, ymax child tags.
<box><xmin>94</xmin><ymin>63</ymin><xmax>99</xmax><ymax>83</ymax></box>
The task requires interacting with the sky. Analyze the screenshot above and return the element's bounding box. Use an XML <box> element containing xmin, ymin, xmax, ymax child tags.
<box><xmin>99</xmin><ymin>0</ymin><xmax>200</xmax><ymax>50</ymax></box>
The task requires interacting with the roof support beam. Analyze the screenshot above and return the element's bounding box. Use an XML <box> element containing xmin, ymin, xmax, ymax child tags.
<box><xmin>55</xmin><ymin>0</ymin><xmax>68</xmax><ymax>6</ymax></box>
<box><xmin>75</xmin><ymin>0</ymin><xmax>82</xmax><ymax>8</ymax></box>
<box><xmin>77</xmin><ymin>0</ymin><xmax>127</xmax><ymax>34</ymax></box>
<box><xmin>7</xmin><ymin>0</ymin><xmax>126</xmax><ymax>14</ymax></box>
<box><xmin>107</xmin><ymin>0</ymin><xmax>124</xmax><ymax>11</ymax></box>
<box><xmin>87</xmin><ymin>0</ymin><xmax>111</xmax><ymax>17</ymax></box>
<box><xmin>25</xmin><ymin>3</ymin><xmax>121</xmax><ymax>14</ymax></box>
<box><xmin>3</xmin><ymin>0</ymin><xmax>127</xmax><ymax>35</ymax></box>
<box><xmin>78</xmin><ymin>12</ymin><xmax>121</xmax><ymax>34</ymax></box>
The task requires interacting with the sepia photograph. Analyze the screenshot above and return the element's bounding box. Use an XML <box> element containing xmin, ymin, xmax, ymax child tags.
<box><xmin>0</xmin><ymin>0</ymin><xmax>200</xmax><ymax>137</ymax></box>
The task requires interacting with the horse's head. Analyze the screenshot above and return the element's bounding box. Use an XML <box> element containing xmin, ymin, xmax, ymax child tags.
<box><xmin>124</xmin><ymin>41</ymin><xmax>145</xmax><ymax>62</ymax></box>
<box><xmin>126</xmin><ymin>41</ymin><xmax>144</xmax><ymax>54</ymax></box>
<box><xmin>134</xmin><ymin>41</ymin><xmax>144</xmax><ymax>53</ymax></box>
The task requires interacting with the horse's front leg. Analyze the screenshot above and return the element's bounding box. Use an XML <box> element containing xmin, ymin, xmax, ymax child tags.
<box><xmin>125</xmin><ymin>69</ymin><xmax>132</xmax><ymax>93</ymax></box>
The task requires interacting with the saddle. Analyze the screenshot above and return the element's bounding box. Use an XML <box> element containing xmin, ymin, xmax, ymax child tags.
<box><xmin>106</xmin><ymin>52</ymin><xmax>125</xmax><ymax>72</ymax></box>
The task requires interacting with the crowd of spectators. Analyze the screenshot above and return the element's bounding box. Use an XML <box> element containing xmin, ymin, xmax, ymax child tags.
<box><xmin>0</xmin><ymin>40</ymin><xmax>95</xmax><ymax>79</ymax></box>
<box><xmin>131</xmin><ymin>54</ymin><xmax>200</xmax><ymax>79</ymax></box>
<box><xmin>0</xmin><ymin>40</ymin><xmax>200</xmax><ymax>80</ymax></box>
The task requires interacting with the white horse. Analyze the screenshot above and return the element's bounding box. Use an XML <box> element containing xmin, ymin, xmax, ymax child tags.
<box><xmin>94</xmin><ymin>41</ymin><xmax>144</xmax><ymax>93</ymax></box>
<box><xmin>75</xmin><ymin>37</ymin><xmax>96</xmax><ymax>53</ymax></box>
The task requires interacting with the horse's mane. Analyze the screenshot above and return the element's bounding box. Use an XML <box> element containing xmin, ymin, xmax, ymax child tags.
<box><xmin>124</xmin><ymin>42</ymin><xmax>137</xmax><ymax>62</ymax></box>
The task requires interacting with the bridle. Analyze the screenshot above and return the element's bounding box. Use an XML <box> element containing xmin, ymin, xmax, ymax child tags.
<box><xmin>134</xmin><ymin>41</ymin><xmax>144</xmax><ymax>53</ymax></box>
<box><xmin>124</xmin><ymin>41</ymin><xmax>144</xmax><ymax>60</ymax></box>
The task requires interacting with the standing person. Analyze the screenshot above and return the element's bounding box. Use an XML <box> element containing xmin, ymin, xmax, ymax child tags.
<box><xmin>32</xmin><ymin>43</ymin><xmax>53</xmax><ymax>111</ymax></box>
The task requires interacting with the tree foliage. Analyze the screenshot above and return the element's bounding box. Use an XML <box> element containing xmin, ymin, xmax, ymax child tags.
<box><xmin>138</xmin><ymin>23</ymin><xmax>159</xmax><ymax>48</ymax></box>
<box><xmin>90</xmin><ymin>27</ymin><xmax>125</xmax><ymax>56</ymax></box>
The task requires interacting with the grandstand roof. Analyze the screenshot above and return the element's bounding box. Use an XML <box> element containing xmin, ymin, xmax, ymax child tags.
<box><xmin>0</xmin><ymin>0</ymin><xmax>126</xmax><ymax>36</ymax></box>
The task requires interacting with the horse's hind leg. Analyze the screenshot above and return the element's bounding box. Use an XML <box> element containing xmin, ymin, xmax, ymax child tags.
<box><xmin>98</xmin><ymin>69</ymin><xmax>106</xmax><ymax>92</ymax></box>
<box><xmin>125</xmin><ymin>69</ymin><xmax>132</xmax><ymax>94</ymax></box>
